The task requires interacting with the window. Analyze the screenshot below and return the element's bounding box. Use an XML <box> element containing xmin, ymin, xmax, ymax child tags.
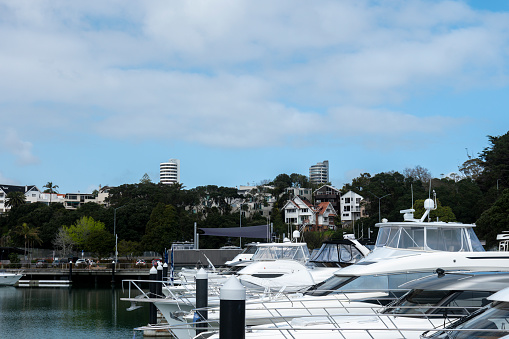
<box><xmin>345</xmin><ymin>198</ymin><xmax>351</xmax><ymax>203</ymax></box>
<box><xmin>344</xmin><ymin>206</ymin><xmax>350</xmax><ymax>212</ymax></box>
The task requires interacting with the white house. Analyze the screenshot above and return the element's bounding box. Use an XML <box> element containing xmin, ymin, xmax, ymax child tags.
<box><xmin>283</xmin><ymin>196</ymin><xmax>337</xmax><ymax>232</ymax></box>
<box><xmin>0</xmin><ymin>185</ymin><xmax>41</xmax><ymax>213</ymax></box>
<box><xmin>285</xmin><ymin>187</ymin><xmax>313</xmax><ymax>201</ymax></box>
<box><xmin>340</xmin><ymin>190</ymin><xmax>366</xmax><ymax>225</ymax></box>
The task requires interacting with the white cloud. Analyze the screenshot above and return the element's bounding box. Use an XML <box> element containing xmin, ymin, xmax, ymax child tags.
<box><xmin>0</xmin><ymin>0</ymin><xmax>507</xmax><ymax>150</ymax></box>
<box><xmin>1</xmin><ymin>129</ymin><xmax>39</xmax><ymax>165</ymax></box>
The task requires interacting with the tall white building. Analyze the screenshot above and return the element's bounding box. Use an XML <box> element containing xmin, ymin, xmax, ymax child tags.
<box><xmin>309</xmin><ymin>160</ymin><xmax>329</xmax><ymax>184</ymax></box>
<box><xmin>340</xmin><ymin>190</ymin><xmax>366</xmax><ymax>225</ymax></box>
<box><xmin>160</xmin><ymin>159</ymin><xmax>180</xmax><ymax>184</ymax></box>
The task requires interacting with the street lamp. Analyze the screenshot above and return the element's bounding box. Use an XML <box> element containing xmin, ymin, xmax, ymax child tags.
<box><xmin>239</xmin><ymin>201</ymin><xmax>245</xmax><ymax>247</ymax></box>
<box><xmin>113</xmin><ymin>205</ymin><xmax>126</xmax><ymax>268</ymax></box>
<box><xmin>369</xmin><ymin>192</ymin><xmax>391</xmax><ymax>223</ymax></box>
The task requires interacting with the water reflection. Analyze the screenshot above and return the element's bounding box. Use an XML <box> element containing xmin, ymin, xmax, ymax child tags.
<box><xmin>0</xmin><ymin>287</ymin><xmax>148</xmax><ymax>339</ymax></box>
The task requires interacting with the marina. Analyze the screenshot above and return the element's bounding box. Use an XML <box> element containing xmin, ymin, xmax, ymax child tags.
<box><xmin>0</xmin><ymin>286</ymin><xmax>148</xmax><ymax>339</ymax></box>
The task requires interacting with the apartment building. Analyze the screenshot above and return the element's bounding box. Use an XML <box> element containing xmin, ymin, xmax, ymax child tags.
<box><xmin>309</xmin><ymin>160</ymin><xmax>329</xmax><ymax>184</ymax></box>
<box><xmin>160</xmin><ymin>159</ymin><xmax>180</xmax><ymax>185</ymax></box>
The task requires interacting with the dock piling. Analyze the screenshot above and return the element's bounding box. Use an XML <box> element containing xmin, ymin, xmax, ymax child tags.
<box><xmin>219</xmin><ymin>276</ymin><xmax>246</xmax><ymax>339</ymax></box>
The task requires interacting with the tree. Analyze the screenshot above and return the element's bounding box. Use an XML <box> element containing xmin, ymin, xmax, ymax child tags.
<box><xmin>64</xmin><ymin>216</ymin><xmax>107</xmax><ymax>251</ymax></box>
<box><xmin>118</xmin><ymin>239</ymin><xmax>142</xmax><ymax>261</ymax></box>
<box><xmin>476</xmin><ymin>189</ymin><xmax>509</xmax><ymax>249</ymax></box>
<box><xmin>413</xmin><ymin>199</ymin><xmax>456</xmax><ymax>222</ymax></box>
<box><xmin>290</xmin><ymin>173</ymin><xmax>310</xmax><ymax>188</ymax></box>
<box><xmin>53</xmin><ymin>227</ymin><xmax>75</xmax><ymax>258</ymax></box>
<box><xmin>458</xmin><ymin>158</ymin><xmax>483</xmax><ymax>180</ymax></box>
<box><xmin>87</xmin><ymin>229</ymin><xmax>115</xmax><ymax>259</ymax></box>
<box><xmin>140</xmin><ymin>173</ymin><xmax>152</xmax><ymax>184</ymax></box>
<box><xmin>14</xmin><ymin>222</ymin><xmax>42</xmax><ymax>260</ymax></box>
<box><xmin>5</xmin><ymin>191</ymin><xmax>26</xmax><ymax>209</ymax></box>
<box><xmin>478</xmin><ymin>131</ymin><xmax>509</xmax><ymax>195</ymax></box>
<box><xmin>403</xmin><ymin>166</ymin><xmax>432</xmax><ymax>184</ymax></box>
<box><xmin>142</xmin><ymin>203</ymin><xmax>179</xmax><ymax>254</ymax></box>
<box><xmin>43</xmin><ymin>182</ymin><xmax>59</xmax><ymax>204</ymax></box>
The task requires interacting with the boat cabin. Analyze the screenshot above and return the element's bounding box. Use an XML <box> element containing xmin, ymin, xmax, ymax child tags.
<box><xmin>251</xmin><ymin>242</ymin><xmax>310</xmax><ymax>263</ymax></box>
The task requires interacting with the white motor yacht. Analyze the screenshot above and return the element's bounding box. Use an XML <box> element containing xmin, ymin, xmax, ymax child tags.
<box><xmin>422</xmin><ymin>285</ymin><xmax>509</xmax><ymax>338</ymax></box>
<box><xmin>0</xmin><ymin>271</ymin><xmax>23</xmax><ymax>286</ymax></box>
<box><xmin>238</xmin><ymin>234</ymin><xmax>371</xmax><ymax>292</ymax></box>
<box><xmin>127</xmin><ymin>196</ymin><xmax>502</xmax><ymax>338</ymax></box>
<box><xmin>203</xmin><ymin>271</ymin><xmax>509</xmax><ymax>339</ymax></box>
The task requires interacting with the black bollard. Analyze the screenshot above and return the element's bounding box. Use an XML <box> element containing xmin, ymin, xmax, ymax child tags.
<box><xmin>111</xmin><ymin>260</ymin><xmax>116</xmax><ymax>285</ymax></box>
<box><xmin>156</xmin><ymin>263</ymin><xmax>163</xmax><ymax>299</ymax></box>
<box><xmin>149</xmin><ymin>266</ymin><xmax>157</xmax><ymax>325</ymax></box>
<box><xmin>219</xmin><ymin>276</ymin><xmax>246</xmax><ymax>339</ymax></box>
<box><xmin>162</xmin><ymin>262</ymin><xmax>168</xmax><ymax>283</ymax></box>
<box><xmin>195</xmin><ymin>268</ymin><xmax>208</xmax><ymax>335</ymax></box>
<box><xmin>68</xmin><ymin>258</ymin><xmax>73</xmax><ymax>284</ymax></box>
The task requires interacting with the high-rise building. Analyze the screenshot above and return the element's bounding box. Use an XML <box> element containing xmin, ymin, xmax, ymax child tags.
<box><xmin>160</xmin><ymin>159</ymin><xmax>180</xmax><ymax>184</ymax></box>
<box><xmin>309</xmin><ymin>160</ymin><xmax>329</xmax><ymax>184</ymax></box>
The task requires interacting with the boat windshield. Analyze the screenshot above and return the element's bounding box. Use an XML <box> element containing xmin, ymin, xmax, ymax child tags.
<box><xmin>426</xmin><ymin>301</ymin><xmax>509</xmax><ymax>338</ymax></box>
<box><xmin>242</xmin><ymin>245</ymin><xmax>258</xmax><ymax>255</ymax></box>
<box><xmin>310</xmin><ymin>242</ymin><xmax>364</xmax><ymax>264</ymax></box>
<box><xmin>384</xmin><ymin>290</ymin><xmax>491</xmax><ymax>316</ymax></box>
<box><xmin>306</xmin><ymin>276</ymin><xmax>357</xmax><ymax>296</ymax></box>
<box><xmin>306</xmin><ymin>272</ymin><xmax>430</xmax><ymax>297</ymax></box>
<box><xmin>252</xmin><ymin>245</ymin><xmax>310</xmax><ymax>262</ymax></box>
<box><xmin>375</xmin><ymin>225</ymin><xmax>484</xmax><ymax>252</ymax></box>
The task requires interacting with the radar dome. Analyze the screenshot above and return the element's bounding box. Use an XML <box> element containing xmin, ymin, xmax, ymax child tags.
<box><xmin>424</xmin><ymin>198</ymin><xmax>435</xmax><ymax>210</ymax></box>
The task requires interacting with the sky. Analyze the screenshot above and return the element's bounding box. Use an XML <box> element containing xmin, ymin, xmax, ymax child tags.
<box><xmin>1</xmin><ymin>0</ymin><xmax>509</xmax><ymax>194</ymax></box>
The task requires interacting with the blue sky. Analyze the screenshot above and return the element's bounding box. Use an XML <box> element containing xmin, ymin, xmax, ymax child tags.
<box><xmin>1</xmin><ymin>0</ymin><xmax>509</xmax><ymax>194</ymax></box>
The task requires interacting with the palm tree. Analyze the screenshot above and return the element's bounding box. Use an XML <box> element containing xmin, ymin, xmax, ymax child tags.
<box><xmin>5</xmin><ymin>191</ymin><xmax>26</xmax><ymax>209</ymax></box>
<box><xmin>15</xmin><ymin>223</ymin><xmax>42</xmax><ymax>261</ymax></box>
<box><xmin>43</xmin><ymin>181</ymin><xmax>59</xmax><ymax>204</ymax></box>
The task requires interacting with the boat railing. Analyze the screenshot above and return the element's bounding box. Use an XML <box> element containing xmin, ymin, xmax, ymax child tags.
<box><xmin>145</xmin><ymin>304</ymin><xmax>504</xmax><ymax>338</ymax></box>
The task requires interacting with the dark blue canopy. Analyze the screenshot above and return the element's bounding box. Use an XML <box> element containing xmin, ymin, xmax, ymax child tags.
<box><xmin>199</xmin><ymin>225</ymin><xmax>269</xmax><ymax>239</ymax></box>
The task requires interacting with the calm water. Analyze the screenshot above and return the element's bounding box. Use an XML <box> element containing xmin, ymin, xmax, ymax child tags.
<box><xmin>0</xmin><ymin>286</ymin><xmax>149</xmax><ymax>339</ymax></box>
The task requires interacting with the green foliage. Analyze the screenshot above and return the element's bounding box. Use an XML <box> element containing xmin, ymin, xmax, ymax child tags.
<box><xmin>87</xmin><ymin>229</ymin><xmax>114</xmax><ymax>259</ymax></box>
<box><xmin>345</xmin><ymin>171</ymin><xmax>427</xmax><ymax>229</ymax></box>
<box><xmin>43</xmin><ymin>182</ymin><xmax>59</xmax><ymax>193</ymax></box>
<box><xmin>303</xmin><ymin>231</ymin><xmax>327</xmax><ymax>250</ymax></box>
<box><xmin>432</xmin><ymin>178</ymin><xmax>484</xmax><ymax>223</ymax></box>
<box><xmin>140</xmin><ymin>173</ymin><xmax>152</xmax><ymax>184</ymax></box>
<box><xmin>191</xmin><ymin>185</ymin><xmax>239</xmax><ymax>215</ymax></box>
<box><xmin>118</xmin><ymin>239</ymin><xmax>142</xmax><ymax>260</ymax></box>
<box><xmin>8</xmin><ymin>252</ymin><xmax>20</xmax><ymax>263</ymax></box>
<box><xmin>413</xmin><ymin>199</ymin><xmax>456</xmax><ymax>222</ymax></box>
<box><xmin>64</xmin><ymin>216</ymin><xmax>106</xmax><ymax>249</ymax></box>
<box><xmin>5</xmin><ymin>191</ymin><xmax>26</xmax><ymax>209</ymax></box>
<box><xmin>478</xmin><ymin>131</ymin><xmax>509</xmax><ymax>197</ymax></box>
<box><xmin>142</xmin><ymin>203</ymin><xmax>179</xmax><ymax>254</ymax></box>
<box><xmin>476</xmin><ymin>189</ymin><xmax>509</xmax><ymax>248</ymax></box>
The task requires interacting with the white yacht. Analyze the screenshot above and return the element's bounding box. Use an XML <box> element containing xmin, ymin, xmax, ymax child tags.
<box><xmin>422</xmin><ymin>285</ymin><xmax>509</xmax><ymax>338</ymax></box>
<box><xmin>224</xmin><ymin>242</ymin><xmax>259</xmax><ymax>266</ymax></box>
<box><xmin>237</xmin><ymin>234</ymin><xmax>371</xmax><ymax>292</ymax></box>
<box><xmin>127</xmin><ymin>196</ymin><xmax>503</xmax><ymax>338</ymax></box>
<box><xmin>205</xmin><ymin>271</ymin><xmax>509</xmax><ymax>339</ymax></box>
<box><xmin>306</xmin><ymin>196</ymin><xmax>491</xmax><ymax>297</ymax></box>
<box><xmin>0</xmin><ymin>271</ymin><xmax>23</xmax><ymax>286</ymax></box>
